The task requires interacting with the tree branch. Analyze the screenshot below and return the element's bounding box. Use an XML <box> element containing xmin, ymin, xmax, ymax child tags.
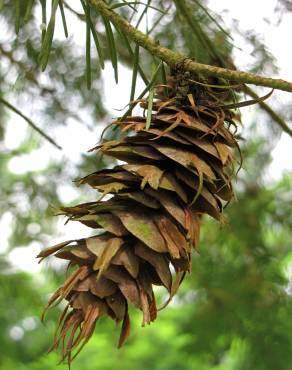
<box><xmin>170</xmin><ymin>0</ymin><xmax>292</xmax><ymax>136</ymax></box>
<box><xmin>0</xmin><ymin>97</ymin><xmax>62</xmax><ymax>150</ymax></box>
<box><xmin>89</xmin><ymin>0</ymin><xmax>292</xmax><ymax>94</ymax></box>
<box><xmin>0</xmin><ymin>44</ymin><xmax>55</xmax><ymax>96</ymax></box>
<box><xmin>243</xmin><ymin>85</ymin><xmax>292</xmax><ymax>135</ymax></box>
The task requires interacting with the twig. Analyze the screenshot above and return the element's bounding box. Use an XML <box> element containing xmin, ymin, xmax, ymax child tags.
<box><xmin>0</xmin><ymin>97</ymin><xmax>62</xmax><ymax>150</ymax></box>
<box><xmin>89</xmin><ymin>0</ymin><xmax>292</xmax><ymax>94</ymax></box>
<box><xmin>243</xmin><ymin>86</ymin><xmax>292</xmax><ymax>135</ymax></box>
<box><xmin>63</xmin><ymin>1</ymin><xmax>85</xmax><ymax>20</ymax></box>
<box><xmin>0</xmin><ymin>44</ymin><xmax>55</xmax><ymax>95</ymax></box>
<box><xmin>171</xmin><ymin>1</ymin><xmax>292</xmax><ymax>136</ymax></box>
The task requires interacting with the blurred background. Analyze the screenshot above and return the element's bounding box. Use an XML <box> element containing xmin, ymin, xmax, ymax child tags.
<box><xmin>0</xmin><ymin>1</ymin><xmax>291</xmax><ymax>369</ymax></box>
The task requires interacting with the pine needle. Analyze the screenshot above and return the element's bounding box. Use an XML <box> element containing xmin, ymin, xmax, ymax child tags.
<box><xmin>59</xmin><ymin>0</ymin><xmax>69</xmax><ymax>38</ymax></box>
<box><xmin>130</xmin><ymin>45</ymin><xmax>140</xmax><ymax>101</ymax></box>
<box><xmin>145</xmin><ymin>88</ymin><xmax>154</xmax><ymax>130</ymax></box>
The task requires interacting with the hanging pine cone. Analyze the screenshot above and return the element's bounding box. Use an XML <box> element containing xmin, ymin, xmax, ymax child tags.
<box><xmin>38</xmin><ymin>70</ymin><xmax>239</xmax><ymax>363</ymax></box>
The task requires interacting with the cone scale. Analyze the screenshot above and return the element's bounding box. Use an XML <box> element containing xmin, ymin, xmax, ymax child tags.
<box><xmin>38</xmin><ymin>72</ymin><xmax>239</xmax><ymax>363</ymax></box>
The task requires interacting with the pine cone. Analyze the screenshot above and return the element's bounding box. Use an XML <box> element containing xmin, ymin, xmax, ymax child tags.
<box><xmin>38</xmin><ymin>72</ymin><xmax>239</xmax><ymax>363</ymax></box>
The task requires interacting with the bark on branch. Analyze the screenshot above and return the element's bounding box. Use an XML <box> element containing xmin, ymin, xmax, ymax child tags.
<box><xmin>89</xmin><ymin>0</ymin><xmax>292</xmax><ymax>94</ymax></box>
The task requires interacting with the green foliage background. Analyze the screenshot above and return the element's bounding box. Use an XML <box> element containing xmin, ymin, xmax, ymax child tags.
<box><xmin>0</xmin><ymin>1</ymin><xmax>291</xmax><ymax>369</ymax></box>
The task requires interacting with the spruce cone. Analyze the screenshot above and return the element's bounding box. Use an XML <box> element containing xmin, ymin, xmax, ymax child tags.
<box><xmin>38</xmin><ymin>72</ymin><xmax>239</xmax><ymax>363</ymax></box>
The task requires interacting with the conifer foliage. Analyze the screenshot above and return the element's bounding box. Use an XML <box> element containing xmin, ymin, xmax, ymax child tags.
<box><xmin>38</xmin><ymin>70</ymin><xmax>239</xmax><ymax>363</ymax></box>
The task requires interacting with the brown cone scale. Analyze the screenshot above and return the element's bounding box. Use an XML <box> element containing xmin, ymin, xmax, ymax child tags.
<box><xmin>38</xmin><ymin>72</ymin><xmax>239</xmax><ymax>363</ymax></box>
